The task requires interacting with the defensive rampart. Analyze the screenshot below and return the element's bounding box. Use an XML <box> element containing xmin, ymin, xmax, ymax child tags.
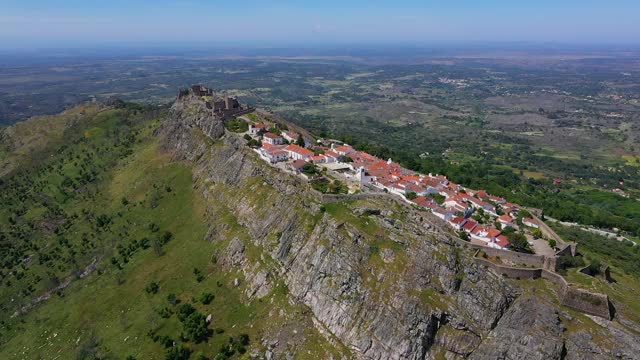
<box><xmin>473</xmin><ymin>251</ymin><xmax>612</xmax><ymax>319</ymax></box>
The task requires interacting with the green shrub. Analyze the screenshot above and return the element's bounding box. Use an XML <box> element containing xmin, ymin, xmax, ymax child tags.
<box><xmin>200</xmin><ymin>292</ymin><xmax>214</xmax><ymax>305</ymax></box>
<box><xmin>165</xmin><ymin>344</ymin><xmax>191</xmax><ymax>360</ymax></box>
<box><xmin>224</xmin><ymin>119</ymin><xmax>248</xmax><ymax>133</ymax></box>
<box><xmin>145</xmin><ymin>281</ymin><xmax>159</xmax><ymax>294</ymax></box>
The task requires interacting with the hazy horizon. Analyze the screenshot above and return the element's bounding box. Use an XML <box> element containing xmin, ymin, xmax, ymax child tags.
<box><xmin>2</xmin><ymin>0</ymin><xmax>640</xmax><ymax>50</ymax></box>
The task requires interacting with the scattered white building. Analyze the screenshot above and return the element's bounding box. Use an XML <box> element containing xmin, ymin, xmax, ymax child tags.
<box><xmin>285</xmin><ymin>144</ymin><xmax>314</xmax><ymax>160</ymax></box>
<box><xmin>263</xmin><ymin>132</ymin><xmax>284</xmax><ymax>145</ymax></box>
<box><xmin>522</xmin><ymin>218</ymin><xmax>539</xmax><ymax>229</ymax></box>
<box><xmin>249</xmin><ymin>123</ymin><xmax>270</xmax><ymax>135</ymax></box>
<box><xmin>282</xmin><ymin>131</ymin><xmax>300</xmax><ymax>143</ymax></box>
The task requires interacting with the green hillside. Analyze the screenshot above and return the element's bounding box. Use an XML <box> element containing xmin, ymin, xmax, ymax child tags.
<box><xmin>0</xmin><ymin>105</ymin><xmax>336</xmax><ymax>359</ymax></box>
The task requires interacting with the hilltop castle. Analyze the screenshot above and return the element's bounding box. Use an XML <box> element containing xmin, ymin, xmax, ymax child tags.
<box><xmin>178</xmin><ymin>84</ymin><xmax>254</xmax><ymax>120</ymax></box>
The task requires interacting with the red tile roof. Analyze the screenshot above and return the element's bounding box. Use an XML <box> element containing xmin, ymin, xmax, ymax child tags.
<box><xmin>471</xmin><ymin>226</ymin><xmax>486</xmax><ymax>236</ymax></box>
<box><xmin>325</xmin><ymin>150</ymin><xmax>339</xmax><ymax>158</ymax></box>
<box><xmin>411</xmin><ymin>196</ymin><xmax>432</xmax><ymax>208</ymax></box>
<box><xmin>497</xmin><ymin>215</ymin><xmax>513</xmax><ymax>223</ymax></box>
<box><xmin>496</xmin><ymin>235</ymin><xmax>510</xmax><ymax>248</ymax></box>
<box><xmin>263</xmin><ymin>132</ymin><xmax>281</xmax><ymax>139</ymax></box>
<box><xmin>335</xmin><ymin>145</ymin><xmax>354</xmax><ymax>153</ymax></box>
<box><xmin>289</xmin><ymin>159</ymin><xmax>307</xmax><ymax>169</ymax></box>
<box><xmin>285</xmin><ymin>144</ymin><xmax>314</xmax><ymax>156</ymax></box>
<box><xmin>487</xmin><ymin>228</ymin><xmax>502</xmax><ymax>238</ymax></box>
<box><xmin>463</xmin><ymin>221</ymin><xmax>478</xmax><ymax>231</ymax></box>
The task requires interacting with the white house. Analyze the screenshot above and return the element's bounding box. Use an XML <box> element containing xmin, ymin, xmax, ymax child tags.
<box><xmin>285</xmin><ymin>144</ymin><xmax>314</xmax><ymax>160</ymax></box>
<box><xmin>447</xmin><ymin>216</ymin><xmax>467</xmax><ymax>230</ymax></box>
<box><xmin>522</xmin><ymin>218</ymin><xmax>539</xmax><ymax>229</ymax></box>
<box><xmin>332</xmin><ymin>144</ymin><xmax>356</xmax><ymax>156</ymax></box>
<box><xmin>497</xmin><ymin>215</ymin><xmax>514</xmax><ymax>229</ymax></box>
<box><xmin>324</xmin><ymin>150</ymin><xmax>340</xmax><ymax>163</ymax></box>
<box><xmin>259</xmin><ymin>146</ymin><xmax>288</xmax><ymax>163</ymax></box>
<box><xmin>354</xmin><ymin>166</ymin><xmax>375</xmax><ymax>186</ymax></box>
<box><xmin>470</xmin><ymin>226</ymin><xmax>501</xmax><ymax>243</ymax></box>
<box><xmin>263</xmin><ymin>132</ymin><xmax>284</xmax><ymax>145</ymax></box>
<box><xmin>249</xmin><ymin>123</ymin><xmax>269</xmax><ymax>135</ymax></box>
<box><xmin>432</xmin><ymin>207</ymin><xmax>454</xmax><ymax>221</ymax></box>
<box><xmin>282</xmin><ymin>131</ymin><xmax>300</xmax><ymax>143</ymax></box>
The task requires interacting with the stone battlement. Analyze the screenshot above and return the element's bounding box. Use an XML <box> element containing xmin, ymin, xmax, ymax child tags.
<box><xmin>178</xmin><ymin>84</ymin><xmax>254</xmax><ymax>121</ymax></box>
<box><xmin>473</xmin><ymin>250</ymin><xmax>612</xmax><ymax>319</ymax></box>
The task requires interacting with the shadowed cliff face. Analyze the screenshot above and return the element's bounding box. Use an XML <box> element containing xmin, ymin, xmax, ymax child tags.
<box><xmin>157</xmin><ymin>94</ymin><xmax>640</xmax><ymax>360</ymax></box>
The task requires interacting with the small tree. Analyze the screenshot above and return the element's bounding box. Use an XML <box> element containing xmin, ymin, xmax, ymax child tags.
<box><xmin>295</xmin><ymin>134</ymin><xmax>305</xmax><ymax>147</ymax></box>
<box><xmin>193</xmin><ymin>268</ymin><xmax>205</xmax><ymax>282</ymax></box>
<box><xmin>518</xmin><ymin>209</ymin><xmax>532</xmax><ymax>218</ymax></box>
<box><xmin>508</xmin><ymin>233</ymin><xmax>530</xmax><ymax>253</ymax></box>
<box><xmin>200</xmin><ymin>292</ymin><xmax>215</xmax><ymax>305</ymax></box>
<box><xmin>165</xmin><ymin>344</ymin><xmax>191</xmax><ymax>360</ymax></box>
<box><xmin>548</xmin><ymin>239</ymin><xmax>557</xmax><ymax>249</ymax></box>
<box><xmin>182</xmin><ymin>312</ymin><xmax>209</xmax><ymax>342</ymax></box>
<box><xmin>145</xmin><ymin>281</ymin><xmax>159</xmax><ymax>294</ymax></box>
<box><xmin>301</xmin><ymin>162</ymin><xmax>317</xmax><ymax>176</ymax></box>
<box><xmin>167</xmin><ymin>293</ymin><xmax>179</xmax><ymax>306</ymax></box>
<box><xmin>405</xmin><ymin>191</ymin><xmax>417</xmax><ymax>200</ymax></box>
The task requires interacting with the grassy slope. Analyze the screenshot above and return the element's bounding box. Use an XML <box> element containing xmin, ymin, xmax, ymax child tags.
<box><xmin>0</xmin><ymin>103</ymin><xmax>103</xmax><ymax>177</ymax></box>
<box><xmin>0</xmin><ymin>107</ymin><xmax>339</xmax><ymax>359</ymax></box>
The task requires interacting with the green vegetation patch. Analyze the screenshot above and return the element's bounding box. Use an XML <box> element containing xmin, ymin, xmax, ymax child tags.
<box><xmin>224</xmin><ymin>119</ymin><xmax>248</xmax><ymax>133</ymax></box>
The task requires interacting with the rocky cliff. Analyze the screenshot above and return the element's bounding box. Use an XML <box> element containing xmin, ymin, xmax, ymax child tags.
<box><xmin>157</xmin><ymin>92</ymin><xmax>640</xmax><ymax>359</ymax></box>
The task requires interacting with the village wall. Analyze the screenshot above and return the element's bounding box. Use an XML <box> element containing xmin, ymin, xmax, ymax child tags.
<box><xmin>467</xmin><ymin>243</ymin><xmax>546</xmax><ymax>268</ymax></box>
<box><xmin>473</xmin><ymin>258</ymin><xmax>542</xmax><ymax>280</ymax></box>
<box><xmin>535</xmin><ymin>215</ymin><xmax>566</xmax><ymax>246</ymax></box>
<box><xmin>540</xmin><ymin>269</ymin><xmax>568</xmax><ymax>290</ymax></box>
<box><xmin>474</xmin><ymin>254</ymin><xmax>612</xmax><ymax>320</ymax></box>
<box><xmin>482</xmin><ymin>246</ymin><xmax>546</xmax><ymax>268</ymax></box>
<box><xmin>555</xmin><ymin>243</ymin><xmax>573</xmax><ymax>257</ymax></box>
<box><xmin>318</xmin><ymin>192</ymin><xmax>403</xmax><ymax>204</ymax></box>
<box><xmin>562</xmin><ymin>287</ymin><xmax>612</xmax><ymax>319</ymax></box>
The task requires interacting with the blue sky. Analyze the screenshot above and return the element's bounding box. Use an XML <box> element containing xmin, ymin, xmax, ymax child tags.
<box><xmin>1</xmin><ymin>0</ymin><xmax>639</xmax><ymax>48</ymax></box>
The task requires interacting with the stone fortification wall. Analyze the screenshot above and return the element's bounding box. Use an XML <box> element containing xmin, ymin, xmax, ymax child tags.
<box><xmin>318</xmin><ymin>191</ymin><xmax>404</xmax><ymax>205</ymax></box>
<box><xmin>479</xmin><ymin>246</ymin><xmax>546</xmax><ymax>268</ymax></box>
<box><xmin>473</xmin><ymin>258</ymin><xmax>542</xmax><ymax>280</ymax></box>
<box><xmin>563</xmin><ymin>287</ymin><xmax>612</xmax><ymax>319</ymax></box>
<box><xmin>474</xmin><ymin>254</ymin><xmax>612</xmax><ymax>320</ymax></box>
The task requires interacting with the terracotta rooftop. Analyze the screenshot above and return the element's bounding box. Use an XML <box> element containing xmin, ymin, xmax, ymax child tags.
<box><xmin>263</xmin><ymin>132</ymin><xmax>281</xmax><ymax>139</ymax></box>
<box><xmin>285</xmin><ymin>144</ymin><xmax>314</xmax><ymax>156</ymax></box>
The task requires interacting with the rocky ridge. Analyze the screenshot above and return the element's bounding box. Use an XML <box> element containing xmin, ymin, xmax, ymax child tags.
<box><xmin>157</xmin><ymin>92</ymin><xmax>640</xmax><ymax>359</ymax></box>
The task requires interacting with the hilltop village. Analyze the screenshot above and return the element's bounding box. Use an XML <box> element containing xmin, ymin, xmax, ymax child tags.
<box><xmin>253</xmin><ymin>128</ymin><xmax>549</xmax><ymax>252</ymax></box>
<box><xmin>174</xmin><ymin>85</ymin><xmax>557</xmax><ymax>257</ymax></box>
<box><xmin>176</xmin><ymin>85</ymin><xmax>621</xmax><ymax>321</ymax></box>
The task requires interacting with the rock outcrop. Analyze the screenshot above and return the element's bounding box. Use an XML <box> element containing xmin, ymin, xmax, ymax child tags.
<box><xmin>157</xmin><ymin>92</ymin><xmax>640</xmax><ymax>359</ymax></box>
